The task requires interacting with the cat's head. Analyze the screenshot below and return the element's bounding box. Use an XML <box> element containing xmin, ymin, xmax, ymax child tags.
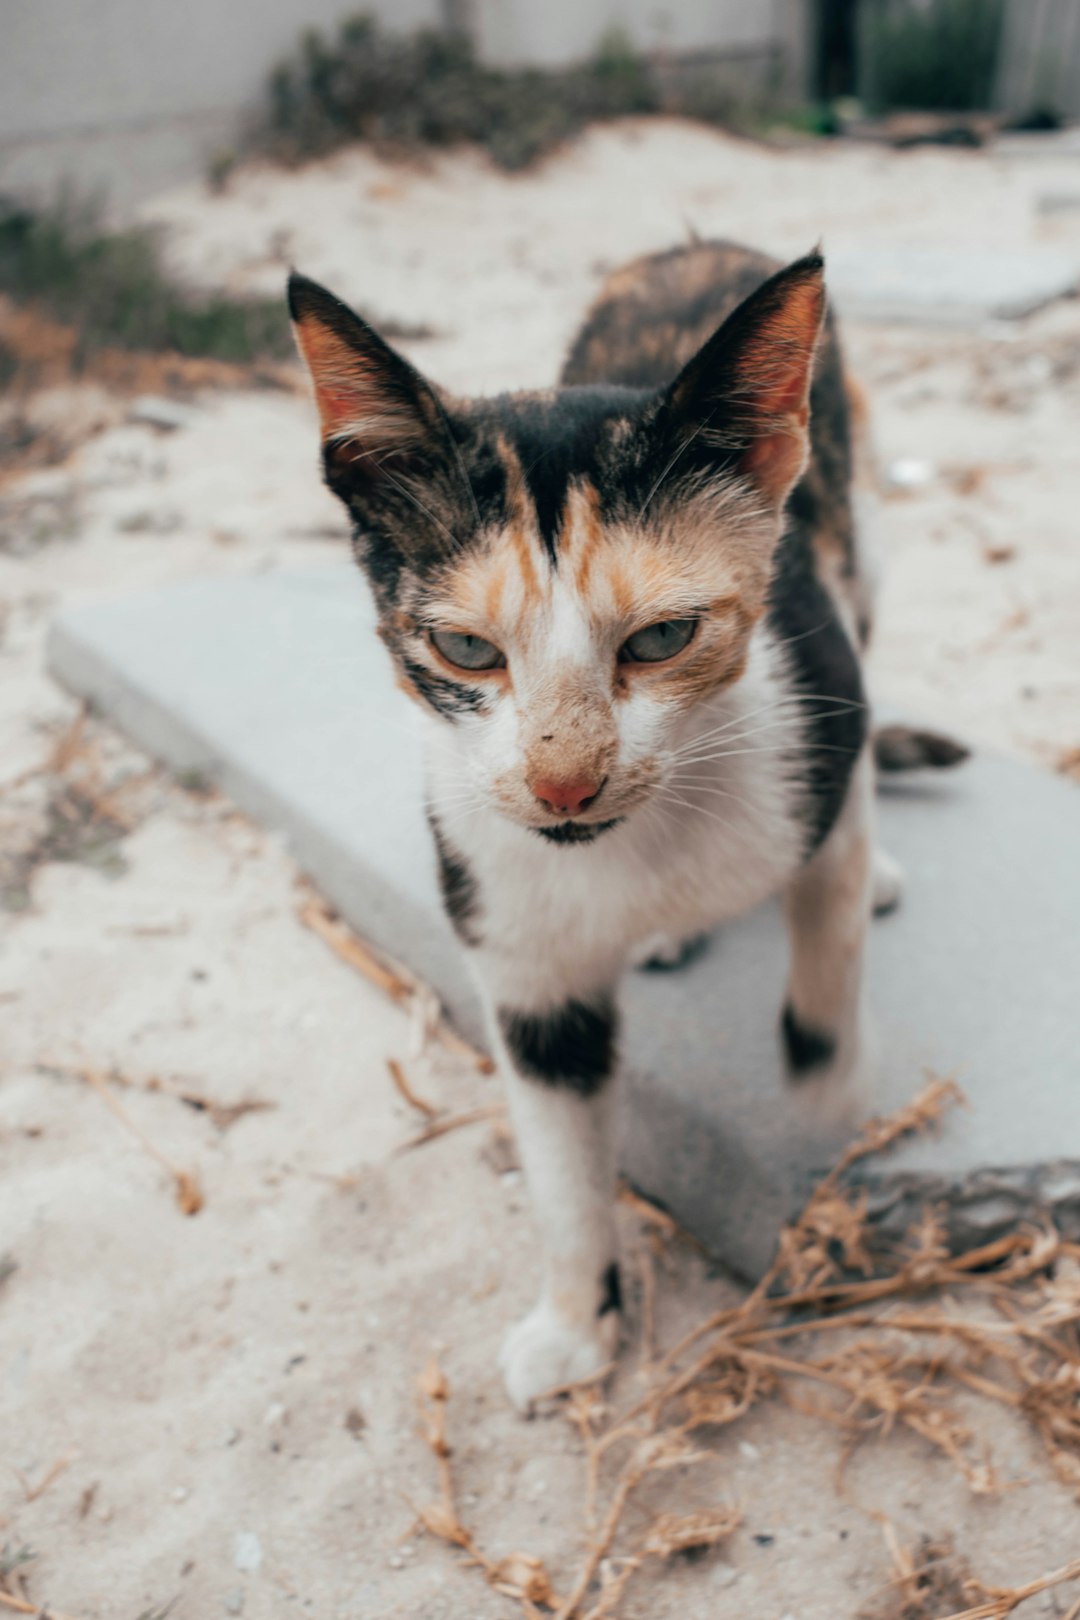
<box><xmin>289</xmin><ymin>255</ymin><xmax>824</xmax><ymax>841</ymax></box>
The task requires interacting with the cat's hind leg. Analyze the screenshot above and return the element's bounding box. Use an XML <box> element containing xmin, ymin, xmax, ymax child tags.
<box><xmin>781</xmin><ymin>749</ymin><xmax>876</xmax><ymax>1123</ymax></box>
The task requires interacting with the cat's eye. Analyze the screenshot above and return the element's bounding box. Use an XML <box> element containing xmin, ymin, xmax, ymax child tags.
<box><xmin>619</xmin><ymin>618</ymin><xmax>697</xmax><ymax>665</ymax></box>
<box><xmin>430</xmin><ymin>628</ymin><xmax>506</xmax><ymax>671</ymax></box>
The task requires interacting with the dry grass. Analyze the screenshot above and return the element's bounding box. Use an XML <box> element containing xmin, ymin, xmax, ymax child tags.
<box><xmin>413</xmin><ymin>1077</ymin><xmax>1080</xmax><ymax>1619</ymax></box>
<box><xmin>297</xmin><ymin>890</ymin><xmax>494</xmax><ymax>1077</ymax></box>
<box><xmin>1</xmin><ymin>706</ymin><xmax>158</xmax><ymax>908</ymax></box>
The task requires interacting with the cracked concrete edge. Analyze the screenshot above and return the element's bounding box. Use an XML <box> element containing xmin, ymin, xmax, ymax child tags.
<box><xmin>854</xmin><ymin>1160</ymin><xmax>1080</xmax><ymax>1252</ymax></box>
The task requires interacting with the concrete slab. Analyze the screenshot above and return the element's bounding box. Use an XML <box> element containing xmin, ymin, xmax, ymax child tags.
<box><xmin>827</xmin><ymin>246</ymin><xmax>1080</xmax><ymax>324</ymax></box>
<box><xmin>48</xmin><ymin>566</ymin><xmax>1080</xmax><ymax>1277</ymax></box>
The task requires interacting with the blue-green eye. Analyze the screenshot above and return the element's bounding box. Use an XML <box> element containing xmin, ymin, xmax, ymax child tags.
<box><xmin>430</xmin><ymin>628</ymin><xmax>506</xmax><ymax>671</ymax></box>
<box><xmin>619</xmin><ymin>618</ymin><xmax>697</xmax><ymax>664</ymax></box>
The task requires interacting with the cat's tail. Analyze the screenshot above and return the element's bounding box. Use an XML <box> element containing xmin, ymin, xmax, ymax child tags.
<box><xmin>873</xmin><ymin>723</ymin><xmax>971</xmax><ymax>773</ymax></box>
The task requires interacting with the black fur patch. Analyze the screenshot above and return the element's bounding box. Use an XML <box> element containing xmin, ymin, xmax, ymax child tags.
<box><xmin>487</xmin><ymin>387</ymin><xmax>646</xmax><ymax>559</ymax></box>
<box><xmin>781</xmin><ymin>1004</ymin><xmax>837</xmax><ymax>1075</ymax></box>
<box><xmin>598</xmin><ymin>1261</ymin><xmax>622</xmax><ymax>1317</ymax></box>
<box><xmin>428</xmin><ymin>811</ymin><xmax>481</xmax><ymax>946</ymax></box>
<box><xmin>499</xmin><ymin>996</ymin><xmax>618</xmax><ymax>1096</ymax></box>
<box><xmin>401</xmin><ymin>657</ymin><xmax>487</xmax><ymax>720</ymax></box>
<box><xmin>535</xmin><ymin>818</ymin><xmax>623</xmax><ymax>846</ymax></box>
<box><xmin>766</xmin><ymin>534</ymin><xmax>867</xmax><ymax>853</ymax></box>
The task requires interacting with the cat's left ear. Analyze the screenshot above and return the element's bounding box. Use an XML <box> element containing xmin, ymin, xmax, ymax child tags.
<box><xmin>662</xmin><ymin>251</ymin><xmax>826</xmax><ymax>512</ymax></box>
<box><xmin>287</xmin><ymin>271</ymin><xmax>449</xmax><ymax>510</ymax></box>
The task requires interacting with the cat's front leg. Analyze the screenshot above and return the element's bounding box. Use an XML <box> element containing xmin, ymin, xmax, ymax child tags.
<box><xmin>780</xmin><ymin>748</ymin><xmax>876</xmax><ymax>1123</ymax></box>
<box><xmin>482</xmin><ymin>985</ymin><xmax>622</xmax><ymax>1413</ymax></box>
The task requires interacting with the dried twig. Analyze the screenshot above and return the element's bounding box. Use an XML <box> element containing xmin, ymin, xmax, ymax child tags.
<box><xmin>397</xmin><ymin>1104</ymin><xmax>504</xmax><ymax>1153</ymax></box>
<box><xmin>387</xmin><ymin>1057</ymin><xmax>439</xmax><ymax>1118</ymax></box>
<box><xmin>13</xmin><ymin>1450</ymin><xmax>75</xmax><ymax>1502</ymax></box>
<box><xmin>298</xmin><ymin>893</ymin><xmax>494</xmax><ymax>1074</ymax></box>
<box><xmin>0</xmin><ymin>1592</ymin><xmax>83</xmax><ymax>1620</ymax></box>
<box><xmin>81</xmin><ymin>1068</ymin><xmax>203</xmax><ymax>1214</ymax></box>
<box><xmin>414</xmin><ymin>1076</ymin><xmax>1080</xmax><ymax>1618</ymax></box>
<box><xmin>935</xmin><ymin>1559</ymin><xmax>1080</xmax><ymax>1620</ymax></box>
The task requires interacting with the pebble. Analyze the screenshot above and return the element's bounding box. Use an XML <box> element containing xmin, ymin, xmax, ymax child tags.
<box><xmin>886</xmin><ymin>456</ymin><xmax>936</xmax><ymax>489</ymax></box>
<box><xmin>129</xmin><ymin>395</ymin><xmax>202</xmax><ymax>433</ymax></box>
<box><xmin>173</xmin><ymin>1485</ymin><xmax>190</xmax><ymax>1503</ymax></box>
<box><xmin>711</xmin><ymin>1562</ymin><xmax>739</xmax><ymax>1589</ymax></box>
<box><xmin>233</xmin><ymin>1531</ymin><xmax>263</xmax><ymax>1573</ymax></box>
<box><xmin>738</xmin><ymin>1440</ymin><xmax>761</xmax><ymax>1461</ymax></box>
<box><xmin>263</xmin><ymin>1402</ymin><xmax>287</xmax><ymax>1427</ymax></box>
<box><xmin>224</xmin><ymin>1591</ymin><xmax>245</xmax><ymax>1615</ymax></box>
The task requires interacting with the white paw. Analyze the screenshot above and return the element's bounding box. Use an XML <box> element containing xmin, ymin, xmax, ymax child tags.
<box><xmin>788</xmin><ymin>1013</ymin><xmax>877</xmax><ymax>1138</ymax></box>
<box><xmin>872</xmin><ymin>847</ymin><xmax>904</xmax><ymax>916</ymax></box>
<box><xmin>629</xmin><ymin>930</ymin><xmax>709</xmax><ymax>972</ymax></box>
<box><xmin>499</xmin><ymin>1298</ymin><xmax>618</xmax><ymax>1414</ymax></box>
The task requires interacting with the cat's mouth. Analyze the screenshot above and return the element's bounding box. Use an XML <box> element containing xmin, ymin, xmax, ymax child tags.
<box><xmin>533</xmin><ymin>818</ymin><xmax>624</xmax><ymax>846</ymax></box>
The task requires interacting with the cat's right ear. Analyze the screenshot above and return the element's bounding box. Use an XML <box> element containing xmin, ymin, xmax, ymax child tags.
<box><xmin>288</xmin><ymin>272</ymin><xmax>446</xmax><ymax>506</ymax></box>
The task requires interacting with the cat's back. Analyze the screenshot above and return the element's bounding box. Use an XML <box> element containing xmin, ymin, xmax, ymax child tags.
<box><xmin>562</xmin><ymin>240</ymin><xmax>869</xmax><ymax>643</ymax></box>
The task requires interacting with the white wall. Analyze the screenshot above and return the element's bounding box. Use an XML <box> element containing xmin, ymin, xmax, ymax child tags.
<box><xmin>472</xmin><ymin>0</ymin><xmax>787</xmax><ymax>68</ymax></box>
<box><xmin>0</xmin><ymin>0</ymin><xmax>805</xmax><ymax>204</ymax></box>
<box><xmin>0</xmin><ymin>0</ymin><xmax>439</xmax><ymax>202</ymax></box>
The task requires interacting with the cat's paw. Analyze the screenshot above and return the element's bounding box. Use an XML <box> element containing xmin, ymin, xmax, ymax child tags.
<box><xmin>782</xmin><ymin>1005</ymin><xmax>877</xmax><ymax>1136</ymax></box>
<box><xmin>630</xmin><ymin>930</ymin><xmax>711</xmax><ymax>972</ymax></box>
<box><xmin>499</xmin><ymin>1299</ymin><xmax>618</xmax><ymax>1415</ymax></box>
<box><xmin>872</xmin><ymin>847</ymin><xmax>904</xmax><ymax>916</ymax></box>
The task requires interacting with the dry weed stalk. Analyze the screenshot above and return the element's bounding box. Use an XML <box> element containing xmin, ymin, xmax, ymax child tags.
<box><xmin>0</xmin><ymin>1589</ymin><xmax>82</xmax><ymax>1620</ymax></box>
<box><xmin>415</xmin><ymin>1077</ymin><xmax>1080</xmax><ymax>1617</ymax></box>
<box><xmin>297</xmin><ymin>893</ymin><xmax>494</xmax><ymax>1074</ymax></box>
<box><xmin>81</xmin><ymin>1067</ymin><xmax>204</xmax><ymax>1214</ymax></box>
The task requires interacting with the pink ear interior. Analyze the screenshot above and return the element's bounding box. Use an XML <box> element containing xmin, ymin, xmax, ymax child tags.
<box><xmin>293</xmin><ymin>315</ymin><xmax>386</xmax><ymax>443</ymax></box>
<box><xmin>734</xmin><ymin>272</ymin><xmax>825</xmax><ymax>506</ymax></box>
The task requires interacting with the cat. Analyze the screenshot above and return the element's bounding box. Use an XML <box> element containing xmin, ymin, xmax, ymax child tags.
<box><xmin>288</xmin><ymin>241</ymin><xmax>944</xmax><ymax>1412</ymax></box>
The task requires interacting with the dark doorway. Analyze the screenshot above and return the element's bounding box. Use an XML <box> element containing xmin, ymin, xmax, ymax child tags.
<box><xmin>815</xmin><ymin>0</ymin><xmax>861</xmax><ymax>99</ymax></box>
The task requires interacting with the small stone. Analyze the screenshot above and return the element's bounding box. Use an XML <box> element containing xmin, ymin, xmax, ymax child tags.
<box><xmin>224</xmin><ymin>1590</ymin><xmax>246</xmax><ymax>1614</ymax></box>
<box><xmin>886</xmin><ymin>457</ymin><xmax>936</xmax><ymax>489</ymax></box>
<box><xmin>711</xmin><ymin>1562</ymin><xmax>739</xmax><ymax>1589</ymax></box>
<box><xmin>344</xmin><ymin>1406</ymin><xmax>366</xmax><ymax>1439</ymax></box>
<box><xmin>263</xmin><ymin>1402</ymin><xmax>286</xmax><ymax>1427</ymax></box>
<box><xmin>224</xmin><ymin>1427</ymin><xmax>242</xmax><ymax>1447</ymax></box>
<box><xmin>388</xmin><ymin>1554</ymin><xmax>404</xmax><ymax>1570</ymax></box>
<box><xmin>738</xmin><ymin>1441</ymin><xmax>761</xmax><ymax>1461</ymax></box>
<box><xmin>233</xmin><ymin>1531</ymin><xmax>263</xmax><ymax>1573</ymax></box>
<box><xmin>173</xmin><ymin>1485</ymin><xmax>190</xmax><ymax>1503</ymax></box>
<box><xmin>129</xmin><ymin>395</ymin><xmax>201</xmax><ymax>432</ymax></box>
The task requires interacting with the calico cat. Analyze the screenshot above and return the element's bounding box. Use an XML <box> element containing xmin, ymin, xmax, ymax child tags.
<box><xmin>289</xmin><ymin>242</ymin><xmax>905</xmax><ymax>1411</ymax></box>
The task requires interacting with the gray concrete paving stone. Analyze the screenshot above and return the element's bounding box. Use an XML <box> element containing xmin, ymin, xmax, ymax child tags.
<box><xmin>47</xmin><ymin>565</ymin><xmax>1080</xmax><ymax>1277</ymax></box>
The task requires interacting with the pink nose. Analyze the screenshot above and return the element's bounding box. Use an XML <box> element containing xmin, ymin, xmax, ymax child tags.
<box><xmin>532</xmin><ymin>777</ymin><xmax>601</xmax><ymax>817</ymax></box>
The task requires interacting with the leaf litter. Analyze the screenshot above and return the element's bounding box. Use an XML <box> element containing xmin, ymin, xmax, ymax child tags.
<box><xmin>411</xmin><ymin>1077</ymin><xmax>1080</xmax><ymax>1619</ymax></box>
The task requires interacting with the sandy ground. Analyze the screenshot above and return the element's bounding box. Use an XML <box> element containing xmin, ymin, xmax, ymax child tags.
<box><xmin>3</xmin><ymin>121</ymin><xmax>1080</xmax><ymax>1618</ymax></box>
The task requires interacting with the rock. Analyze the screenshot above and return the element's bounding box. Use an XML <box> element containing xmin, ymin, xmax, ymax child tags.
<box><xmin>47</xmin><ymin>565</ymin><xmax>1080</xmax><ymax>1280</ymax></box>
<box><xmin>826</xmin><ymin>246</ymin><xmax>1080</xmax><ymax>324</ymax></box>
<box><xmin>233</xmin><ymin>1531</ymin><xmax>263</xmax><ymax>1574</ymax></box>
<box><xmin>129</xmin><ymin>395</ymin><xmax>202</xmax><ymax>432</ymax></box>
<box><xmin>224</xmin><ymin>1592</ymin><xmax>245</xmax><ymax>1615</ymax></box>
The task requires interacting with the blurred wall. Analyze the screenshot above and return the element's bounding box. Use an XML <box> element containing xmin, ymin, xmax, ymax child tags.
<box><xmin>0</xmin><ymin>0</ymin><xmax>808</xmax><ymax>206</ymax></box>
<box><xmin>472</xmin><ymin>0</ymin><xmax>791</xmax><ymax>67</ymax></box>
<box><xmin>997</xmin><ymin>0</ymin><xmax>1080</xmax><ymax>119</ymax></box>
<box><xmin>0</xmin><ymin>0</ymin><xmax>440</xmax><ymax>205</ymax></box>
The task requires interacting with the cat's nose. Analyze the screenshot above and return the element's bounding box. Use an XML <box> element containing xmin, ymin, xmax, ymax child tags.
<box><xmin>531</xmin><ymin>776</ymin><xmax>602</xmax><ymax>817</ymax></box>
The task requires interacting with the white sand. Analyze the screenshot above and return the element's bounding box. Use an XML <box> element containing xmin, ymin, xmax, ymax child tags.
<box><xmin>2</xmin><ymin>122</ymin><xmax>1079</xmax><ymax>1618</ymax></box>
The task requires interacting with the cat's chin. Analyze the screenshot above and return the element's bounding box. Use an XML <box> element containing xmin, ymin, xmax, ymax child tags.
<box><xmin>532</xmin><ymin>817</ymin><xmax>625</xmax><ymax>846</ymax></box>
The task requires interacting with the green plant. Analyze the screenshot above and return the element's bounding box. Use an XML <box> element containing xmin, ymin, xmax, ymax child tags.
<box><xmin>254</xmin><ymin>14</ymin><xmax>810</xmax><ymax>171</ymax></box>
<box><xmin>860</xmin><ymin>0</ymin><xmax>1005</xmax><ymax>112</ymax></box>
<box><xmin>0</xmin><ymin>194</ymin><xmax>292</xmax><ymax>363</ymax></box>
